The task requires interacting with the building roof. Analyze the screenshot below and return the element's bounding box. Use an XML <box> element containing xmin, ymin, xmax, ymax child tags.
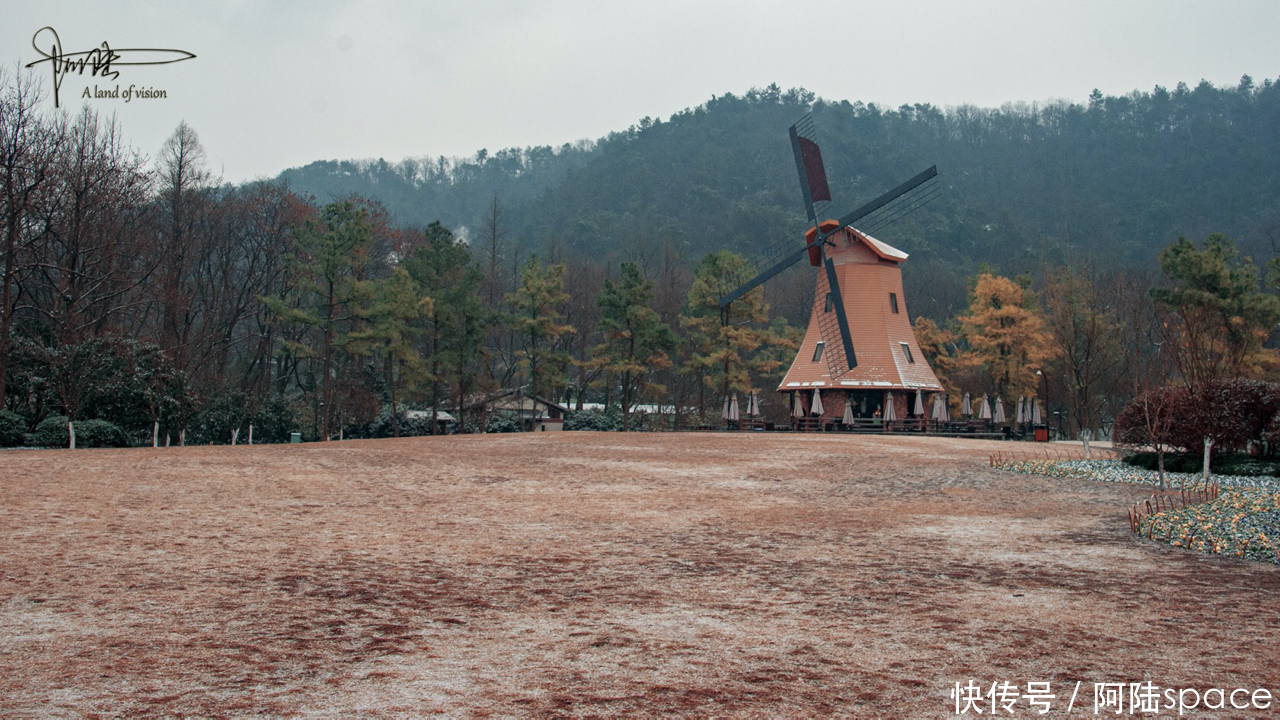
<box><xmin>405</xmin><ymin>409</ymin><xmax>456</xmax><ymax>423</ymax></box>
<box><xmin>853</xmin><ymin>229</ymin><xmax>909</xmax><ymax>262</ymax></box>
<box><xmin>464</xmin><ymin>390</ymin><xmax>570</xmax><ymax>415</ymax></box>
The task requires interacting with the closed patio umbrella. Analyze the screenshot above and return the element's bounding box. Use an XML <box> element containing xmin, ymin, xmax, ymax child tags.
<box><xmin>1032</xmin><ymin>398</ymin><xmax>1042</xmax><ymax>425</ymax></box>
<box><xmin>993</xmin><ymin>396</ymin><xmax>1006</xmax><ymax>424</ymax></box>
<box><xmin>962</xmin><ymin>392</ymin><xmax>973</xmax><ymax>417</ymax></box>
<box><xmin>978</xmin><ymin>395</ymin><xmax>992</xmax><ymax>420</ymax></box>
<box><xmin>811</xmin><ymin>388</ymin><xmax>824</xmax><ymax>416</ymax></box>
<box><xmin>914</xmin><ymin>390</ymin><xmax>925</xmax><ymax>416</ymax></box>
<box><xmin>884</xmin><ymin>396</ymin><xmax>897</xmax><ymax>422</ymax></box>
<box><xmin>842</xmin><ymin>397</ymin><xmax>855</xmax><ymax>425</ymax></box>
<box><xmin>792</xmin><ymin>392</ymin><xmax>805</xmax><ymax>418</ymax></box>
<box><xmin>729</xmin><ymin>395</ymin><xmax>740</xmax><ymax>422</ymax></box>
<box><xmin>932</xmin><ymin>394</ymin><xmax>950</xmax><ymax>423</ymax></box>
<box><xmin>722</xmin><ymin>395</ymin><xmax>731</xmax><ymax>421</ymax></box>
<box><xmin>747</xmin><ymin>391</ymin><xmax>759</xmax><ymax>417</ymax></box>
<box><xmin>1015</xmin><ymin>396</ymin><xmax>1025</xmax><ymax>424</ymax></box>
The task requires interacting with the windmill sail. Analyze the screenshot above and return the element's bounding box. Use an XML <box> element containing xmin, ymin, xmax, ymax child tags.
<box><xmin>718</xmin><ymin>139</ymin><xmax>939</xmax><ymax>308</ymax></box>
<box><xmin>814</xmin><ymin>259</ymin><xmax>856</xmax><ymax>377</ymax></box>
<box><xmin>789</xmin><ymin>114</ymin><xmax>832</xmax><ymax>223</ymax></box>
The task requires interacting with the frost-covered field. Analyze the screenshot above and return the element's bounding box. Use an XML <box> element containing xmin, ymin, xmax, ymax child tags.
<box><xmin>3</xmin><ymin>434</ymin><xmax>1279</xmax><ymax>715</ymax></box>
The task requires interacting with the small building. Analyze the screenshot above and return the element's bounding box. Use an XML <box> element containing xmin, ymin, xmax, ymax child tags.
<box><xmin>405</xmin><ymin>409</ymin><xmax>456</xmax><ymax>432</ymax></box>
<box><xmin>466</xmin><ymin>390</ymin><xmax>569</xmax><ymax>432</ymax></box>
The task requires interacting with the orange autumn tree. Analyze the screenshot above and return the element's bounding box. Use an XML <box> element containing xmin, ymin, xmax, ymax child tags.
<box><xmin>957</xmin><ymin>273</ymin><xmax>1051</xmax><ymax>398</ymax></box>
<box><xmin>914</xmin><ymin>316</ymin><xmax>961</xmax><ymax>404</ymax></box>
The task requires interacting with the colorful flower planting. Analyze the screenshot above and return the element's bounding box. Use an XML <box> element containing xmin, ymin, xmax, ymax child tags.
<box><xmin>996</xmin><ymin>458</ymin><xmax>1280</xmax><ymax>565</ymax></box>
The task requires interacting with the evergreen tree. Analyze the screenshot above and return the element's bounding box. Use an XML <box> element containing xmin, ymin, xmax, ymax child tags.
<box><xmin>348</xmin><ymin>266</ymin><xmax>430</xmax><ymax>437</ymax></box>
<box><xmin>402</xmin><ymin>221</ymin><xmax>486</xmax><ymax>432</ymax></box>
<box><xmin>1151</xmin><ymin>233</ymin><xmax>1280</xmax><ymax>386</ymax></box>
<box><xmin>507</xmin><ymin>255</ymin><xmax>574</xmax><ymax>400</ymax></box>
<box><xmin>589</xmin><ymin>262</ymin><xmax>676</xmax><ymax>431</ymax></box>
<box><xmin>681</xmin><ymin>250</ymin><xmax>794</xmax><ymax>423</ymax></box>
<box><xmin>262</xmin><ymin>200</ymin><xmax>373</xmax><ymax>439</ymax></box>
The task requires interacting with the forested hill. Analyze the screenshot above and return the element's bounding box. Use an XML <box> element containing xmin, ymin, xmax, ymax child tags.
<box><xmin>278</xmin><ymin>77</ymin><xmax>1280</xmax><ymax>317</ymax></box>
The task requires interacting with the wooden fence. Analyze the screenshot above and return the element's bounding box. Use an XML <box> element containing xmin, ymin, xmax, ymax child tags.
<box><xmin>988</xmin><ymin>447</ymin><xmax>1119</xmax><ymax>467</ymax></box>
<box><xmin>1127</xmin><ymin>484</ymin><xmax>1221</xmax><ymax>535</ymax></box>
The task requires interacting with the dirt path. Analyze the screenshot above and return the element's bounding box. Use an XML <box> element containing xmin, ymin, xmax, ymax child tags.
<box><xmin>2</xmin><ymin>433</ymin><xmax>1277</xmax><ymax>716</ymax></box>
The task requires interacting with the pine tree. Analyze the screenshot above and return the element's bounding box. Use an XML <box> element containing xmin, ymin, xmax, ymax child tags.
<box><xmin>681</xmin><ymin>250</ymin><xmax>794</xmax><ymax>423</ymax></box>
<box><xmin>589</xmin><ymin>262</ymin><xmax>676</xmax><ymax>431</ymax></box>
<box><xmin>507</xmin><ymin>255</ymin><xmax>574</xmax><ymax>400</ymax></box>
<box><xmin>1151</xmin><ymin>233</ymin><xmax>1280</xmax><ymax>386</ymax></box>
<box><xmin>347</xmin><ymin>266</ymin><xmax>430</xmax><ymax>437</ymax></box>
<box><xmin>402</xmin><ymin>221</ymin><xmax>486</xmax><ymax>432</ymax></box>
<box><xmin>262</xmin><ymin>200</ymin><xmax>373</xmax><ymax>439</ymax></box>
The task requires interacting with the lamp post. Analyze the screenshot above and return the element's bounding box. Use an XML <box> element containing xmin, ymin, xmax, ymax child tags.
<box><xmin>1036</xmin><ymin>369</ymin><xmax>1048</xmax><ymax>425</ymax></box>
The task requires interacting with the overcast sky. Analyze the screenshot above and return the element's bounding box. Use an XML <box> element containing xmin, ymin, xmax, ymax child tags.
<box><xmin>4</xmin><ymin>1</ymin><xmax>1278</xmax><ymax>184</ymax></box>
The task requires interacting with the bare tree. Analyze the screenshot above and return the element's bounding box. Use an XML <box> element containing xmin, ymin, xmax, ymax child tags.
<box><xmin>1042</xmin><ymin>263</ymin><xmax>1124</xmax><ymax>436</ymax></box>
<box><xmin>0</xmin><ymin>66</ymin><xmax>61</xmax><ymax>409</ymax></box>
<box><xmin>153</xmin><ymin>121</ymin><xmax>213</xmax><ymax>375</ymax></box>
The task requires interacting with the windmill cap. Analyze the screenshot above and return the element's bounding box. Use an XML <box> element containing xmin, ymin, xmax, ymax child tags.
<box><xmin>807</xmin><ymin>223</ymin><xmax>910</xmax><ymax>263</ymax></box>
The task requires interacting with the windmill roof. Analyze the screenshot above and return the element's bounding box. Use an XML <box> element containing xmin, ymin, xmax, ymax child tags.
<box><xmin>848</xmin><ymin>227</ymin><xmax>909</xmax><ymax>262</ymax></box>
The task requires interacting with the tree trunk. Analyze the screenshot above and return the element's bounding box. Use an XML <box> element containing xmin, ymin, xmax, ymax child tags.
<box><xmin>321</xmin><ymin>279</ymin><xmax>335</xmax><ymax>441</ymax></box>
<box><xmin>621</xmin><ymin>371</ymin><xmax>631</xmax><ymax>432</ymax></box>
<box><xmin>0</xmin><ymin>217</ymin><xmax>17</xmax><ymax>410</ymax></box>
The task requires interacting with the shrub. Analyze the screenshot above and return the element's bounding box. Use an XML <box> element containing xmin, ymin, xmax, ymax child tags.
<box><xmin>1167</xmin><ymin>379</ymin><xmax>1280</xmax><ymax>454</ymax></box>
<box><xmin>564</xmin><ymin>408</ymin><xmax>624</xmax><ymax>431</ymax></box>
<box><xmin>363</xmin><ymin>404</ymin><xmax>439</xmax><ymax>439</ymax></box>
<box><xmin>1124</xmin><ymin>450</ymin><xmax>1280</xmax><ymax>477</ymax></box>
<box><xmin>29</xmin><ymin>415</ymin><xmax>129</xmax><ymax>448</ymax></box>
<box><xmin>1115</xmin><ymin>379</ymin><xmax>1280</xmax><ymax>455</ymax></box>
<box><xmin>73</xmin><ymin>419</ymin><xmax>130</xmax><ymax>448</ymax></box>
<box><xmin>31</xmin><ymin>415</ymin><xmax>71</xmax><ymax>447</ymax></box>
<box><xmin>484</xmin><ymin>412</ymin><xmax>522</xmax><ymax>433</ymax></box>
<box><xmin>247</xmin><ymin>396</ymin><xmax>297</xmax><ymax>444</ymax></box>
<box><xmin>0</xmin><ymin>409</ymin><xmax>26</xmax><ymax>447</ymax></box>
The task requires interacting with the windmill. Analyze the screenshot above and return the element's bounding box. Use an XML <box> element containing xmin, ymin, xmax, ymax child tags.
<box><xmin>718</xmin><ymin>113</ymin><xmax>943</xmax><ymax>423</ymax></box>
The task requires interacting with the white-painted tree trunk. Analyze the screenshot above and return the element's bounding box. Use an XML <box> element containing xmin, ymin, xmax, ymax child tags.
<box><xmin>179</xmin><ymin>429</ymin><xmax>185</xmax><ymax>446</ymax></box>
<box><xmin>231</xmin><ymin>428</ymin><xmax>239</xmax><ymax>446</ymax></box>
<box><xmin>248</xmin><ymin>423</ymin><xmax>253</xmax><ymax>445</ymax></box>
<box><xmin>68</xmin><ymin>420</ymin><xmax>75</xmax><ymax>449</ymax></box>
<box><xmin>153</xmin><ymin>420</ymin><xmax>160</xmax><ymax>448</ymax></box>
<box><xmin>1203</xmin><ymin>437</ymin><xmax>1214</xmax><ymax>482</ymax></box>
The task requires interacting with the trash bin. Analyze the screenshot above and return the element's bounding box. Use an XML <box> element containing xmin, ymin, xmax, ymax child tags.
<box><xmin>1034</xmin><ymin>426</ymin><xmax>1049</xmax><ymax>443</ymax></box>
<box><xmin>290</xmin><ymin>432</ymin><xmax>301</xmax><ymax>444</ymax></box>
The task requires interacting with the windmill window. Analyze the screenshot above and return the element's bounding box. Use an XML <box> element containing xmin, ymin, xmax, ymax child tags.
<box><xmin>813</xmin><ymin>341</ymin><xmax>824</xmax><ymax>362</ymax></box>
<box><xmin>900</xmin><ymin>342</ymin><xmax>914</xmax><ymax>363</ymax></box>
<box><xmin>889</xmin><ymin>292</ymin><xmax>899</xmax><ymax>313</ymax></box>
<box><xmin>824</xmin><ymin>292</ymin><xmax>833</xmax><ymax>313</ymax></box>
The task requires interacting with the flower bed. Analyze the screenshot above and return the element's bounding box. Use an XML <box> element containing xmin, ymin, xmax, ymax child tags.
<box><xmin>996</xmin><ymin>459</ymin><xmax>1280</xmax><ymax>565</ymax></box>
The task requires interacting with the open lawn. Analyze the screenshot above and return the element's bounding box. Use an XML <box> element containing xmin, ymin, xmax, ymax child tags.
<box><xmin>2</xmin><ymin>433</ymin><xmax>1278</xmax><ymax>716</ymax></box>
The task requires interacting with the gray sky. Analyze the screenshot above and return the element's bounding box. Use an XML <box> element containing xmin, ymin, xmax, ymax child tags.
<box><xmin>5</xmin><ymin>1</ymin><xmax>1278</xmax><ymax>184</ymax></box>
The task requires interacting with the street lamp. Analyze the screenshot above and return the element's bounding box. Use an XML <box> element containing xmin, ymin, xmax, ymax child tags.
<box><xmin>1035</xmin><ymin>369</ymin><xmax>1048</xmax><ymax>424</ymax></box>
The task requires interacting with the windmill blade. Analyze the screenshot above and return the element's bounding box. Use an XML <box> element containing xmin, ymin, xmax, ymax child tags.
<box><xmin>836</xmin><ymin>165</ymin><xmax>938</xmax><ymax>230</ymax></box>
<box><xmin>789</xmin><ymin>114</ymin><xmax>832</xmax><ymax>225</ymax></box>
<box><xmin>818</xmin><ymin>255</ymin><xmax>857</xmax><ymax>376</ymax></box>
<box><xmin>718</xmin><ymin>241</ymin><xmax>810</xmax><ymax>308</ymax></box>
